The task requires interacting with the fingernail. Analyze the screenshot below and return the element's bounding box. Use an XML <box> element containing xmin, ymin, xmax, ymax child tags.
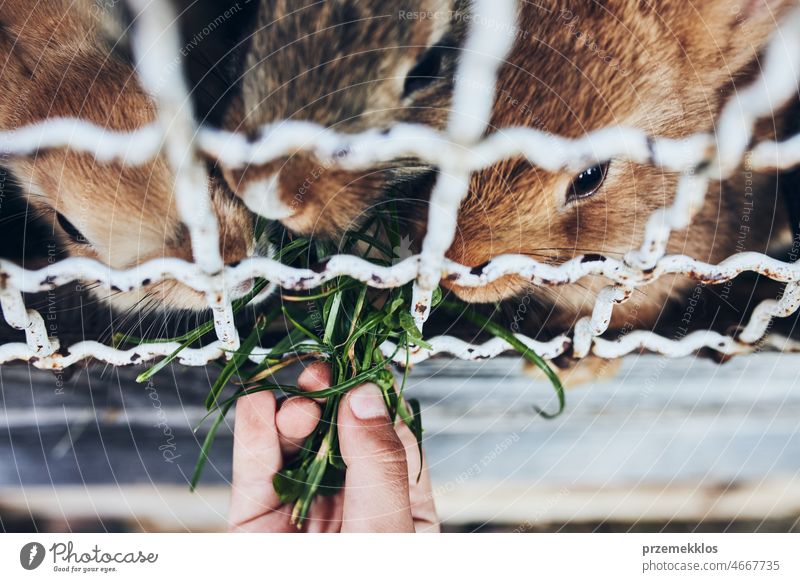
<box><xmin>348</xmin><ymin>384</ymin><xmax>389</xmax><ymax>420</ymax></box>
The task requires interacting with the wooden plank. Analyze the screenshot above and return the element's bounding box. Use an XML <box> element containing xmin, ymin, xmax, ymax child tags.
<box><xmin>0</xmin><ymin>353</ymin><xmax>799</xmax><ymax>527</ymax></box>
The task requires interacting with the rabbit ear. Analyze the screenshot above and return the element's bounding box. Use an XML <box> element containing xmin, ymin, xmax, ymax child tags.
<box><xmin>657</xmin><ymin>0</ymin><xmax>795</xmax><ymax>86</ymax></box>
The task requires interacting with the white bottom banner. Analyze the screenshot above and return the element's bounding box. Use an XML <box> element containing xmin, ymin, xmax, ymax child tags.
<box><xmin>0</xmin><ymin>533</ymin><xmax>796</xmax><ymax>580</ymax></box>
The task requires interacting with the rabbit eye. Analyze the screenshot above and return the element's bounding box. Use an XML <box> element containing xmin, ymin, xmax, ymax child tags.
<box><xmin>56</xmin><ymin>212</ymin><xmax>88</xmax><ymax>244</ymax></box>
<box><xmin>403</xmin><ymin>46</ymin><xmax>445</xmax><ymax>97</ymax></box>
<box><xmin>566</xmin><ymin>162</ymin><xmax>610</xmax><ymax>203</ymax></box>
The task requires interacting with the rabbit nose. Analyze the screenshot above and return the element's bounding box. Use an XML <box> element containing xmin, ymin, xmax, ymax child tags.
<box><xmin>241</xmin><ymin>174</ymin><xmax>294</xmax><ymax>220</ymax></box>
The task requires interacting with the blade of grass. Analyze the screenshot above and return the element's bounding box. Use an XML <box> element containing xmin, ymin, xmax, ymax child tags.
<box><xmin>190</xmin><ymin>388</ymin><xmax>240</xmax><ymax>491</ymax></box>
<box><xmin>208</xmin><ymin>363</ymin><xmax>386</xmax><ymax>413</ymax></box>
<box><xmin>439</xmin><ymin>301</ymin><xmax>565</xmax><ymax>418</ymax></box>
<box><xmin>282</xmin><ymin>306</ymin><xmax>322</xmax><ymax>344</ymax></box>
<box><xmin>204</xmin><ymin>316</ymin><xmax>268</xmax><ymax>410</ymax></box>
<box><xmin>323</xmin><ymin>290</ymin><xmax>343</xmax><ymax>345</ymax></box>
<box><xmin>133</xmin><ymin>282</ymin><xmax>273</xmax><ymax>381</ymax></box>
<box><xmin>406</xmin><ymin>398</ymin><xmax>423</xmax><ymax>482</ymax></box>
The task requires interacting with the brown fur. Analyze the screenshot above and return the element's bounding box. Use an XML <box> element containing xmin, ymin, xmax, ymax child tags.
<box><xmin>441</xmin><ymin>0</ymin><xmax>796</xmax><ymax>333</ymax></box>
<box><xmin>222</xmin><ymin>0</ymin><xmax>796</xmax><ymax>339</ymax></box>
<box><xmin>3</xmin><ymin>0</ymin><xmax>794</xmax><ymax>334</ymax></box>
<box><xmin>0</xmin><ymin>1</ymin><xmax>255</xmax><ymax>311</ymax></box>
<box><xmin>221</xmin><ymin>0</ymin><xmax>461</xmax><ymax>237</ymax></box>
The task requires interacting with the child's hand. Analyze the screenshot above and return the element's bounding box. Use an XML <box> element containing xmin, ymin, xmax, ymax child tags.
<box><xmin>227</xmin><ymin>362</ymin><xmax>439</xmax><ymax>532</ymax></box>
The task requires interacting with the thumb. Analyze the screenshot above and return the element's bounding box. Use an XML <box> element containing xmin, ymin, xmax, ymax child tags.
<box><xmin>337</xmin><ymin>383</ymin><xmax>415</xmax><ymax>533</ymax></box>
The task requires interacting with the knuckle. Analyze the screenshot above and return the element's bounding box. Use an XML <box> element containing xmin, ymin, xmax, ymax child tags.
<box><xmin>369</xmin><ymin>433</ymin><xmax>409</xmax><ymax>473</ymax></box>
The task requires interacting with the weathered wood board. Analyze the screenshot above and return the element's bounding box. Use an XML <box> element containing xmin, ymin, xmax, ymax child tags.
<box><xmin>0</xmin><ymin>352</ymin><xmax>798</xmax><ymax>530</ymax></box>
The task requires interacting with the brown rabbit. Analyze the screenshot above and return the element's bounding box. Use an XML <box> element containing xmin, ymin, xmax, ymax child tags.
<box><xmin>218</xmin><ymin>0</ymin><xmax>799</xmax><ymax>381</ymax></box>
<box><xmin>220</xmin><ymin>0</ymin><xmax>464</xmax><ymax>238</ymax></box>
<box><xmin>223</xmin><ymin>0</ymin><xmax>795</xmax><ymax>332</ymax></box>
<box><xmin>440</xmin><ymin>0</ymin><xmax>797</xmax><ymax>338</ymax></box>
<box><xmin>0</xmin><ymin>0</ymin><xmax>256</xmax><ymax>312</ymax></box>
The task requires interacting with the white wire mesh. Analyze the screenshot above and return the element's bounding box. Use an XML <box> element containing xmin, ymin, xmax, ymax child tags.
<box><xmin>1</xmin><ymin>0</ymin><xmax>800</xmax><ymax>370</ymax></box>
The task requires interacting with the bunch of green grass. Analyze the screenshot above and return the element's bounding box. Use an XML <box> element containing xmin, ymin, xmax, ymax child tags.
<box><xmin>118</xmin><ymin>212</ymin><xmax>564</xmax><ymax>526</ymax></box>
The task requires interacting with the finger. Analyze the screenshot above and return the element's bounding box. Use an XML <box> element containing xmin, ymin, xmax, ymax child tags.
<box><xmin>297</xmin><ymin>361</ymin><xmax>332</xmax><ymax>401</ymax></box>
<box><xmin>396</xmin><ymin>418</ymin><xmax>440</xmax><ymax>532</ymax></box>
<box><xmin>338</xmin><ymin>383</ymin><xmax>415</xmax><ymax>533</ymax></box>
<box><xmin>304</xmin><ymin>494</ymin><xmax>344</xmax><ymax>533</ymax></box>
<box><xmin>275</xmin><ymin>396</ymin><xmax>321</xmax><ymax>455</ymax></box>
<box><xmin>228</xmin><ymin>391</ymin><xmax>289</xmax><ymax>531</ymax></box>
